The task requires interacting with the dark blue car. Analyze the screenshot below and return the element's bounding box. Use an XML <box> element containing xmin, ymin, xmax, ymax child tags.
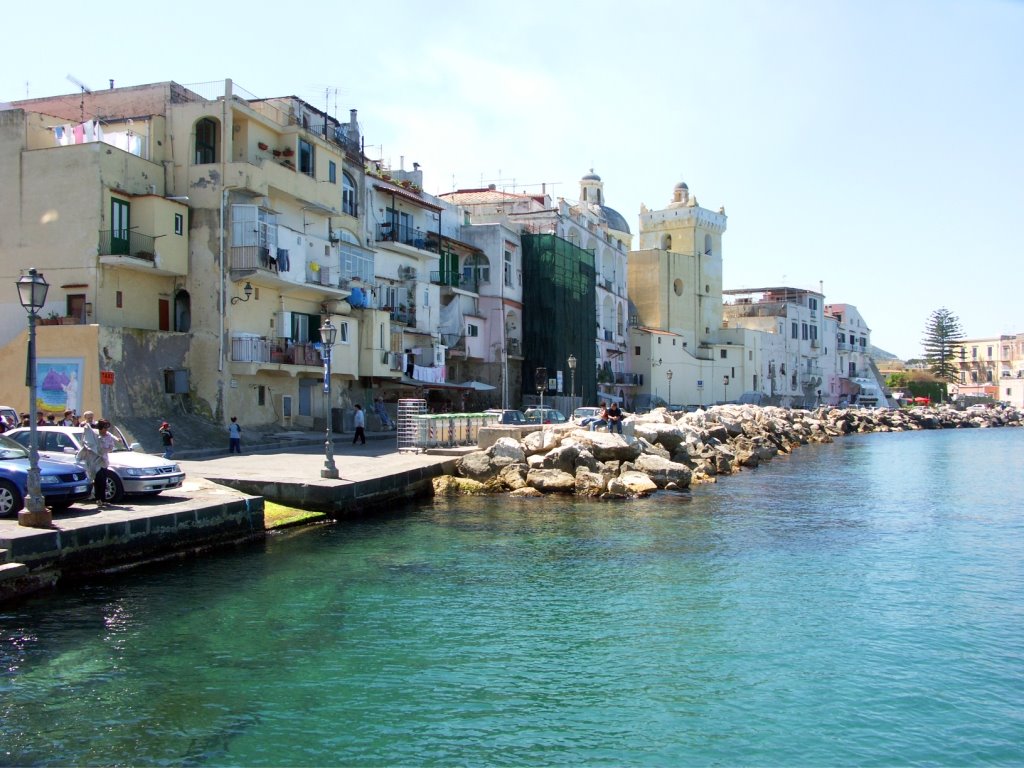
<box><xmin>0</xmin><ymin>434</ymin><xmax>92</xmax><ymax>516</ymax></box>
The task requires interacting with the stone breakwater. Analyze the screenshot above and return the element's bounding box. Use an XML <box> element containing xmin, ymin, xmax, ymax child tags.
<box><xmin>435</xmin><ymin>404</ymin><xmax>1022</xmax><ymax>500</ymax></box>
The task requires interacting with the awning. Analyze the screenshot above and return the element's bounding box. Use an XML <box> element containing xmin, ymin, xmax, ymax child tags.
<box><xmin>381</xmin><ymin>375</ymin><xmax>472</xmax><ymax>391</ymax></box>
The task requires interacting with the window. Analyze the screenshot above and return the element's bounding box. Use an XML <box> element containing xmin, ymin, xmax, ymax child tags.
<box><xmin>328</xmin><ymin>161</ymin><xmax>337</xmax><ymax>184</ymax></box>
<box><xmin>467</xmin><ymin>324</ymin><xmax>479</xmax><ymax>337</ymax></box>
<box><xmin>720</xmin><ymin>349</ymin><xmax>727</xmax><ymax>359</ymax></box>
<box><xmin>791</xmin><ymin>322</ymin><xmax>798</xmax><ymax>339</ymax></box>
<box><xmin>116</xmin><ymin>290</ymin><xmax>123</xmax><ymax>308</ymax></box>
<box><xmin>810</xmin><ymin>325</ymin><xmax>818</xmax><ymax>341</ymax></box>
<box><xmin>258</xmin><ymin>385</ymin><xmax>266</xmax><ymax>406</ymax></box>
<box><xmin>298</xmin><ymin>139</ymin><xmax>314</xmax><ymax>176</ymax></box>
<box><xmin>635</xmin><ymin>346</ymin><xmax>641</xmax><ymax>356</ymax></box>
<box><xmin>987</xmin><ymin>345</ymin><xmax>993</xmax><ymax>358</ymax></box>
<box><xmin>338</xmin><ymin>321</ymin><xmax>349</xmax><ymax>344</ymax></box>
<box><xmin>342</xmin><ymin>172</ymin><xmax>357</xmax><ymax>215</ymax></box>
<box><xmin>462</xmin><ymin>254</ymin><xmax>490</xmax><ymax>288</ymax></box>
<box><xmin>808</xmin><ymin>297</ymin><xmax>818</xmax><ymax>311</ymax></box>
<box><xmin>174</xmin><ymin>213</ymin><xmax>184</xmax><ymax>235</ymax></box>
<box><xmin>504</xmin><ymin>249</ymin><xmax>513</xmax><ymax>287</ymax></box>
<box><xmin>194</xmin><ymin>118</ymin><xmax>218</xmax><ymax>164</ymax></box>
<box><xmin>802</xmin><ymin>323</ymin><xmax>809</xmax><ymax>340</ymax></box>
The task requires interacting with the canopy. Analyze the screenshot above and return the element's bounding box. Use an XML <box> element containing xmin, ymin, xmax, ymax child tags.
<box><xmin>459</xmin><ymin>380</ymin><xmax>496</xmax><ymax>391</ymax></box>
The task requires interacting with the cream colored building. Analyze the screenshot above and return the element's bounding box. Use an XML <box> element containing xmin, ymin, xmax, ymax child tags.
<box><xmin>953</xmin><ymin>333</ymin><xmax>1024</xmax><ymax>405</ymax></box>
<box><xmin>628</xmin><ymin>181</ymin><xmax>740</xmax><ymax>407</ymax></box>
<box><xmin>0</xmin><ymin>98</ymin><xmax>190</xmax><ymax>422</ymax></box>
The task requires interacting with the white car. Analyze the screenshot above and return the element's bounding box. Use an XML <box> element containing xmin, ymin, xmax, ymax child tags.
<box><xmin>8</xmin><ymin>425</ymin><xmax>185</xmax><ymax>503</ymax></box>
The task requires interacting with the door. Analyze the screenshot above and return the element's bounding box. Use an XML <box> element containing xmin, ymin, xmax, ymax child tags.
<box><xmin>158</xmin><ymin>299</ymin><xmax>170</xmax><ymax>331</ymax></box>
<box><xmin>298</xmin><ymin>379</ymin><xmax>314</xmax><ymax>417</ymax></box>
<box><xmin>111</xmin><ymin>198</ymin><xmax>130</xmax><ymax>255</ymax></box>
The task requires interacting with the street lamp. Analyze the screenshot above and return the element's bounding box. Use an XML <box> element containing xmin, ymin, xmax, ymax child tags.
<box><xmin>723</xmin><ymin>375</ymin><xmax>730</xmax><ymax>404</ymax></box>
<box><xmin>667</xmin><ymin>369</ymin><xmax>673</xmax><ymax>406</ymax></box>
<box><xmin>320</xmin><ymin>318</ymin><xmax>339</xmax><ymax>479</ymax></box>
<box><xmin>16</xmin><ymin>268</ymin><xmax>50</xmax><ymax>527</ymax></box>
<box><xmin>535</xmin><ymin>367</ymin><xmax>547</xmax><ymax>426</ymax></box>
<box><xmin>567</xmin><ymin>354</ymin><xmax>577</xmax><ymax>401</ymax></box>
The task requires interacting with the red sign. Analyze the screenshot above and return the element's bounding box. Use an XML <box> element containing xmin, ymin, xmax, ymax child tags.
<box><xmin>100</xmin><ymin>370</ymin><xmax>115</xmax><ymax>385</ymax></box>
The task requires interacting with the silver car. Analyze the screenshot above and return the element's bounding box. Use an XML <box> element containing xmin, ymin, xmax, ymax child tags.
<box><xmin>8</xmin><ymin>425</ymin><xmax>185</xmax><ymax>503</ymax></box>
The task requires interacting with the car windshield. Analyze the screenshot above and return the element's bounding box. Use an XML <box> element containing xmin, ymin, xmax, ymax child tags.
<box><xmin>0</xmin><ymin>434</ymin><xmax>30</xmax><ymax>460</ymax></box>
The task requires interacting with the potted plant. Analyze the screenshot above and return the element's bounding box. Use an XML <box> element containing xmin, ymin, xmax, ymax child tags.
<box><xmin>272</xmin><ymin>149</ymin><xmax>282</xmax><ymax>157</ymax></box>
<box><xmin>282</xmin><ymin>147</ymin><xmax>294</xmax><ymax>157</ymax></box>
<box><xmin>258</xmin><ymin>142</ymin><xmax>269</xmax><ymax>151</ymax></box>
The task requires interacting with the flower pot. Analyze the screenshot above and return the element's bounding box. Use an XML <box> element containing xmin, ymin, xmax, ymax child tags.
<box><xmin>282</xmin><ymin>149</ymin><xmax>294</xmax><ymax>157</ymax></box>
<box><xmin>258</xmin><ymin>142</ymin><xmax>269</xmax><ymax>151</ymax></box>
<box><xmin>272</xmin><ymin>150</ymin><xmax>282</xmax><ymax>157</ymax></box>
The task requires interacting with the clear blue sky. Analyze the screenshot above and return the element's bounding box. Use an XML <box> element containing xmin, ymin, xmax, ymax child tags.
<box><xmin>4</xmin><ymin>0</ymin><xmax>1020</xmax><ymax>360</ymax></box>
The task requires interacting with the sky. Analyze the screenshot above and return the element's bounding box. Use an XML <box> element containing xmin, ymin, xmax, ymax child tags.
<box><xmin>4</xmin><ymin>0</ymin><xmax>1020</xmax><ymax>360</ymax></box>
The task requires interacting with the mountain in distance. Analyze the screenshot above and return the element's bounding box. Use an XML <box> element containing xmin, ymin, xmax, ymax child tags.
<box><xmin>871</xmin><ymin>345</ymin><xmax>900</xmax><ymax>361</ymax></box>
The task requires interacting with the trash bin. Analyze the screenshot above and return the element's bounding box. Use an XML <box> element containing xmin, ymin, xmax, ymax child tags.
<box><xmin>331</xmin><ymin>407</ymin><xmax>344</xmax><ymax>434</ymax></box>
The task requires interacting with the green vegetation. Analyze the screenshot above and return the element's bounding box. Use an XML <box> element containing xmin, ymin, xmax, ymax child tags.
<box><xmin>263</xmin><ymin>501</ymin><xmax>327</xmax><ymax>529</ymax></box>
<box><xmin>886</xmin><ymin>372</ymin><xmax>947</xmax><ymax>404</ymax></box>
<box><xmin>921</xmin><ymin>308</ymin><xmax>964</xmax><ymax>384</ymax></box>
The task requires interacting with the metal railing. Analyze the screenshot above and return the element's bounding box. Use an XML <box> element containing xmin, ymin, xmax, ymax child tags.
<box><xmin>376</xmin><ymin>222</ymin><xmax>429</xmax><ymax>250</ymax></box>
<box><xmin>98</xmin><ymin>230</ymin><xmax>157</xmax><ymax>260</ymax></box>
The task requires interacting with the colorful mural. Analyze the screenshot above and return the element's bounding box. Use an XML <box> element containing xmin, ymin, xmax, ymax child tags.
<box><xmin>36</xmin><ymin>358</ymin><xmax>84</xmax><ymax>416</ymax></box>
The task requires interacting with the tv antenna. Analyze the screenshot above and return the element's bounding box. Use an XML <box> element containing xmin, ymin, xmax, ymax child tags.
<box><xmin>66</xmin><ymin>74</ymin><xmax>92</xmax><ymax>121</ymax></box>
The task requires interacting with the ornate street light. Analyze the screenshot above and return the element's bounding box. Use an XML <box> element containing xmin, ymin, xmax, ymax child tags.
<box><xmin>567</xmin><ymin>354</ymin><xmax>577</xmax><ymax>400</ymax></box>
<box><xmin>16</xmin><ymin>268</ymin><xmax>50</xmax><ymax>527</ymax></box>
<box><xmin>320</xmin><ymin>318</ymin><xmax>339</xmax><ymax>479</ymax></box>
<box><xmin>667</xmin><ymin>368</ymin><xmax>673</xmax><ymax>406</ymax></box>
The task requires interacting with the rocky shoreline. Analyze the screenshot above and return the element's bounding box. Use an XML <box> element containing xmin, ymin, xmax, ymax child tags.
<box><xmin>436</xmin><ymin>404</ymin><xmax>1022</xmax><ymax>499</ymax></box>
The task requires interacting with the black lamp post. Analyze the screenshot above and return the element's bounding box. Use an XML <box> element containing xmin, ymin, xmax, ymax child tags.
<box><xmin>535</xmin><ymin>367</ymin><xmax>547</xmax><ymax>425</ymax></box>
<box><xmin>16</xmin><ymin>268</ymin><xmax>50</xmax><ymax>527</ymax></box>
<box><xmin>568</xmin><ymin>354</ymin><xmax>577</xmax><ymax>401</ymax></box>
<box><xmin>320</xmin><ymin>318</ymin><xmax>339</xmax><ymax>479</ymax></box>
<box><xmin>667</xmin><ymin>369</ymin><xmax>673</xmax><ymax>406</ymax></box>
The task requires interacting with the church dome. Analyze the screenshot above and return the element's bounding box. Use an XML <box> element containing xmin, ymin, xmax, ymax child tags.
<box><xmin>582</xmin><ymin>171</ymin><xmax>601</xmax><ymax>182</ymax></box>
<box><xmin>594</xmin><ymin>204</ymin><xmax>630</xmax><ymax>235</ymax></box>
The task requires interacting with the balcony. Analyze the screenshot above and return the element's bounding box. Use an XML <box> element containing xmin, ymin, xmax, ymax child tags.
<box><xmin>390</xmin><ymin>307</ymin><xmax>416</xmax><ymax>326</ymax></box>
<box><xmin>439</xmin><ymin>333</ymin><xmax>466</xmax><ymax>353</ymax></box>
<box><xmin>613</xmin><ymin>371</ymin><xmax>643</xmax><ymax>386</ymax></box>
<box><xmin>376</xmin><ymin>222</ymin><xmax>432</xmax><ymax>251</ymax></box>
<box><xmin>99</xmin><ymin>229</ymin><xmax>156</xmax><ymax>260</ymax></box>
<box><xmin>305</xmin><ymin>263</ymin><xmax>334</xmax><ymax>287</ymax></box>
<box><xmin>430</xmin><ymin>271</ymin><xmax>479</xmax><ymax>292</ymax></box>
<box><xmin>230</xmin><ymin>336</ymin><xmax>323</xmax><ymax>367</ymax></box>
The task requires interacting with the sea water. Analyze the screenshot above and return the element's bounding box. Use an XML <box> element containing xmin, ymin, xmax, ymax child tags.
<box><xmin>2</xmin><ymin>428</ymin><xmax>1023</xmax><ymax>766</ymax></box>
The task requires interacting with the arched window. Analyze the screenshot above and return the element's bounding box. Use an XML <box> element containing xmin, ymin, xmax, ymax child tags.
<box><xmin>661</xmin><ymin>234</ymin><xmax>672</xmax><ymax>250</ymax></box>
<box><xmin>194</xmin><ymin>118</ymin><xmax>219</xmax><ymax>164</ymax></box>
<box><xmin>174</xmin><ymin>289</ymin><xmax>192</xmax><ymax>333</ymax></box>
<box><xmin>342</xmin><ymin>172</ymin><xmax>357</xmax><ymax>216</ymax></box>
<box><xmin>704</xmin><ymin>233</ymin><xmax>713</xmax><ymax>256</ymax></box>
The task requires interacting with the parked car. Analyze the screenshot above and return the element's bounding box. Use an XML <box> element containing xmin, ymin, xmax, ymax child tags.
<box><xmin>8</xmin><ymin>425</ymin><xmax>185</xmax><ymax>503</ymax></box>
<box><xmin>0</xmin><ymin>405</ymin><xmax>18</xmax><ymax>428</ymax></box>
<box><xmin>572</xmin><ymin>406</ymin><xmax>605</xmax><ymax>427</ymax></box>
<box><xmin>484</xmin><ymin>409</ymin><xmax>528</xmax><ymax>425</ymax></box>
<box><xmin>0</xmin><ymin>434</ymin><xmax>92</xmax><ymax>516</ymax></box>
<box><xmin>630</xmin><ymin>394</ymin><xmax>667</xmax><ymax>414</ymax></box>
<box><xmin>523</xmin><ymin>407</ymin><xmax>568</xmax><ymax>424</ymax></box>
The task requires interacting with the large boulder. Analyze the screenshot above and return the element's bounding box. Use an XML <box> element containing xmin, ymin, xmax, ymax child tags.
<box><xmin>542</xmin><ymin>442</ymin><xmax>580</xmax><ymax>473</ymax></box>
<box><xmin>456</xmin><ymin>451</ymin><xmax>497</xmax><ymax>481</ymax></box>
<box><xmin>574</xmin><ymin>468</ymin><xmax>608</xmax><ymax>497</ymax></box>
<box><xmin>526</xmin><ymin>468</ymin><xmax>577</xmax><ymax>493</ymax></box>
<box><xmin>632</xmin><ymin>422</ymin><xmax>687</xmax><ymax>453</ymax></box>
<box><xmin>488</xmin><ymin>436</ymin><xmax>526</xmax><ymax>463</ymax></box>
<box><xmin>572</xmin><ymin>431</ymin><xmax>644</xmax><ymax>462</ymax></box>
<box><xmin>497</xmin><ymin>463</ymin><xmax>528</xmax><ymax>491</ymax></box>
<box><xmin>608</xmin><ymin>470</ymin><xmax>658</xmax><ymax>497</ymax></box>
<box><xmin>433</xmin><ymin>475</ymin><xmax>488</xmax><ymax>495</ymax></box>
<box><xmin>633</xmin><ymin>454</ymin><xmax>692</xmax><ymax>489</ymax></box>
<box><xmin>521</xmin><ymin>428</ymin><xmax>564</xmax><ymax>456</ymax></box>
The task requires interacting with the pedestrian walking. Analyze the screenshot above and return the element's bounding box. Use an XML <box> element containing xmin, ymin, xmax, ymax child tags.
<box><xmin>228</xmin><ymin>416</ymin><xmax>242</xmax><ymax>454</ymax></box>
<box><xmin>352</xmin><ymin>404</ymin><xmax>366</xmax><ymax>445</ymax></box>
<box><xmin>78</xmin><ymin>413</ymin><xmax>113</xmax><ymax>505</ymax></box>
<box><xmin>159</xmin><ymin>421</ymin><xmax>174</xmax><ymax>459</ymax></box>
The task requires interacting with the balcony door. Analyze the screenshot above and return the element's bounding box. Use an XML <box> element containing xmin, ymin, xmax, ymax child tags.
<box><xmin>111</xmin><ymin>198</ymin><xmax>130</xmax><ymax>255</ymax></box>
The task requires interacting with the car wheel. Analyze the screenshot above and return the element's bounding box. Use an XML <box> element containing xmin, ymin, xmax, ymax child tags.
<box><xmin>103</xmin><ymin>473</ymin><xmax>125</xmax><ymax>503</ymax></box>
<box><xmin>0</xmin><ymin>480</ymin><xmax>24</xmax><ymax>517</ymax></box>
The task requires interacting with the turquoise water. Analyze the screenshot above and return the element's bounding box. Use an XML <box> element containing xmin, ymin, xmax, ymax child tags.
<box><xmin>2</xmin><ymin>428</ymin><xmax>1024</xmax><ymax>766</ymax></box>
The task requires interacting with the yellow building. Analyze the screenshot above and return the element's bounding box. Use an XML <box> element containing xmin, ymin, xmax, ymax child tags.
<box><xmin>0</xmin><ymin>99</ymin><xmax>189</xmax><ymax>422</ymax></box>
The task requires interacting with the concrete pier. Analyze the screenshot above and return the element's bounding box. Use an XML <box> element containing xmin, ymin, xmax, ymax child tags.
<box><xmin>0</xmin><ymin>434</ymin><xmax>469</xmax><ymax>603</ymax></box>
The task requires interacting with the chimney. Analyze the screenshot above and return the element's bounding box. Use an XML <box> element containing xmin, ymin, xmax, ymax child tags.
<box><xmin>109</xmin><ymin>79</ymin><xmax>115</xmax><ymax>89</ymax></box>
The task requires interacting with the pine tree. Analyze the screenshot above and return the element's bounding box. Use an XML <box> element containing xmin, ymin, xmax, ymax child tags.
<box><xmin>921</xmin><ymin>308</ymin><xmax>964</xmax><ymax>384</ymax></box>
